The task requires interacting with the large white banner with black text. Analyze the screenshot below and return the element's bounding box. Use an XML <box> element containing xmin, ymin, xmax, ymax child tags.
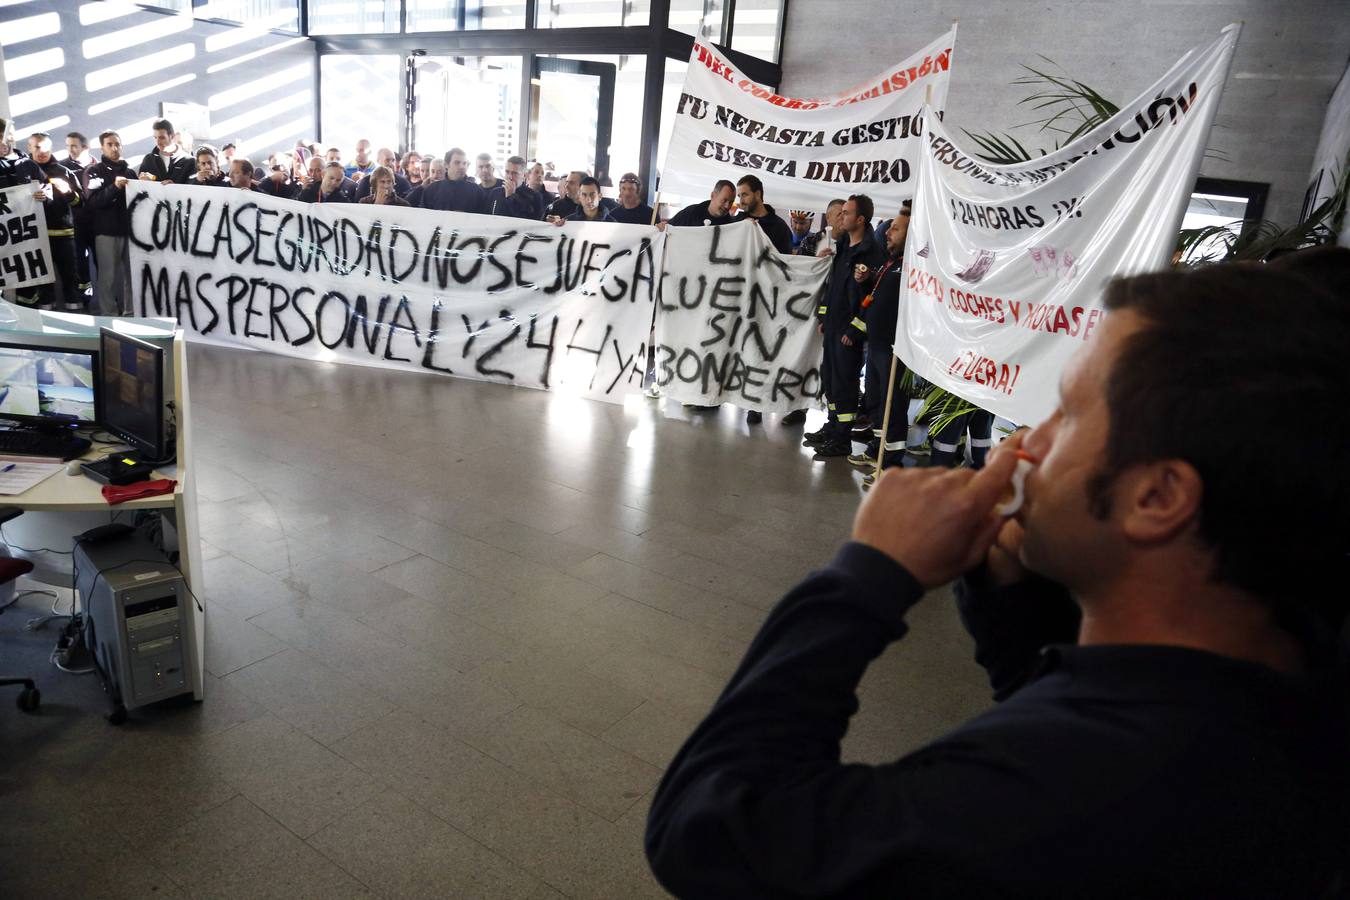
<box><xmin>0</xmin><ymin>184</ymin><xmax>55</xmax><ymax>290</ymax></box>
<box><xmin>660</xmin><ymin>29</ymin><xmax>955</xmax><ymax>216</ymax></box>
<box><xmin>895</xmin><ymin>25</ymin><xmax>1240</xmax><ymax>425</ymax></box>
<box><xmin>126</xmin><ymin>184</ymin><xmax>662</xmax><ymax>403</ymax></box>
<box><xmin>655</xmin><ymin>220</ymin><xmax>830</xmax><ymax>412</ymax></box>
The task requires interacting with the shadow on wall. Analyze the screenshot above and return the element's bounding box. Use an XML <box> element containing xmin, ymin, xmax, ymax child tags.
<box><xmin>2</xmin><ymin>0</ymin><xmax>315</xmax><ymax>161</ymax></box>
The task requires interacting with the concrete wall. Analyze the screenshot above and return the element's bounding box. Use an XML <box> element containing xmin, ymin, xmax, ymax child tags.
<box><xmin>780</xmin><ymin>1</ymin><xmax>1350</xmax><ymax>225</ymax></box>
<box><xmin>1</xmin><ymin>0</ymin><xmax>316</xmax><ymax>164</ymax></box>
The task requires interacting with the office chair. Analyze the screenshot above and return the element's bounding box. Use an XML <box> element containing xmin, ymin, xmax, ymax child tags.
<box><xmin>0</xmin><ymin>506</ymin><xmax>39</xmax><ymax>712</ymax></box>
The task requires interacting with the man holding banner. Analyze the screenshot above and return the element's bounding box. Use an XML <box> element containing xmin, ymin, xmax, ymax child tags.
<box><xmin>853</xmin><ymin>202</ymin><xmax>911</xmax><ymax>475</ymax></box>
<box><xmin>805</xmin><ymin>194</ymin><xmax>884</xmax><ymax>458</ymax></box>
<box><xmin>668</xmin><ymin>180</ymin><xmax>737</xmax><ymax>228</ymax></box>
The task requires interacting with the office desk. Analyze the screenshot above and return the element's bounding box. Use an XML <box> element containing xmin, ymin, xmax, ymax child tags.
<box><xmin>0</xmin><ymin>309</ymin><xmax>205</xmax><ymax>701</ymax></box>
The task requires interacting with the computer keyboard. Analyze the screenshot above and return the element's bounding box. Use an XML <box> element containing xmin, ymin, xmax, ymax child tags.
<box><xmin>0</xmin><ymin>430</ymin><xmax>93</xmax><ymax>460</ymax></box>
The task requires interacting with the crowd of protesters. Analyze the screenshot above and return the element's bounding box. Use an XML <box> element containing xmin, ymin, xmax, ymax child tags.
<box><xmin>0</xmin><ymin>115</ymin><xmax>972</xmax><ymax>477</ymax></box>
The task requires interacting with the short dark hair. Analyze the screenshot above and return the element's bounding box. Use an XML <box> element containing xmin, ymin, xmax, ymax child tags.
<box><xmin>1089</xmin><ymin>264</ymin><xmax>1350</xmax><ymax>626</ymax></box>
<box><xmin>98</xmin><ymin>130</ymin><xmax>120</xmax><ymax>145</ymax></box>
<box><xmin>445</xmin><ymin>148</ymin><xmax>466</xmax><ymax>164</ymax></box>
<box><xmin>737</xmin><ymin>174</ymin><xmax>763</xmax><ymax>194</ymax></box>
<box><xmin>476</xmin><ymin>152</ymin><xmax>492</xmax><ymax>162</ymax></box>
<box><xmin>847</xmin><ymin>194</ymin><xmax>873</xmax><ymax>222</ymax></box>
<box><xmin>826</xmin><ymin>198</ymin><xmax>845</xmax><ymax>211</ymax></box>
<box><xmin>195</xmin><ymin>145</ymin><xmax>218</xmax><ymax>160</ymax></box>
<box><xmin>66</xmin><ymin>132</ymin><xmax>88</xmax><ymax>147</ymax></box>
<box><xmin>578</xmin><ymin>176</ymin><xmax>600</xmax><ymax>190</ymax></box>
<box><xmin>152</xmin><ymin>118</ymin><xmax>173</xmax><ymax>134</ymax></box>
<box><xmin>713</xmin><ymin>179</ymin><xmax>735</xmax><ymax>195</ymax></box>
<box><xmin>222</xmin><ymin>142</ymin><xmax>236</xmax><ymax>152</ymax></box>
<box><xmin>233</xmin><ymin>158</ymin><xmax>254</xmax><ymax>177</ymax></box>
<box><xmin>28</xmin><ymin>132</ymin><xmax>50</xmax><ymax>144</ymax></box>
<box><xmin>506</xmin><ymin>155</ymin><xmax>527</xmax><ymax>167</ymax></box>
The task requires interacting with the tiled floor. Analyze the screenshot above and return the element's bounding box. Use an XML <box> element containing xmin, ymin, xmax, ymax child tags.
<box><xmin>0</xmin><ymin>345</ymin><xmax>993</xmax><ymax>899</ymax></box>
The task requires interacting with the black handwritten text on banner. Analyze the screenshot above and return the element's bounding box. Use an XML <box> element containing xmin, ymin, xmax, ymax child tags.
<box><xmin>657</xmin><ymin>220</ymin><xmax>829</xmax><ymax>413</ymax></box>
<box><xmin>660</xmin><ymin>29</ymin><xmax>955</xmax><ymax>216</ymax></box>
<box><xmin>0</xmin><ymin>185</ymin><xmax>55</xmax><ymax>291</ymax></box>
<box><xmin>126</xmin><ymin>184</ymin><xmax>661</xmax><ymax>403</ymax></box>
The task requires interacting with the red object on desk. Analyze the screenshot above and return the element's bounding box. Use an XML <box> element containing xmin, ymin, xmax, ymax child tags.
<box><xmin>102</xmin><ymin>479</ymin><xmax>177</xmax><ymax>505</ymax></box>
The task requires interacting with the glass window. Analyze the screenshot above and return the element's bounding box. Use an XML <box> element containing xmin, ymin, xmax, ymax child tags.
<box><xmin>669</xmin><ymin>0</ymin><xmax>722</xmax><ymax>42</ymax></box>
<box><xmin>412</xmin><ymin>56</ymin><xmax>522</xmax><ymax>164</ymax></box>
<box><xmin>406</xmin><ymin>0</ymin><xmax>528</xmax><ymax>31</ymax></box>
<box><xmin>319</xmin><ymin>54</ymin><xmax>402</xmax><ymax>153</ymax></box>
<box><xmin>531</xmin><ymin>53</ymin><xmax>645</xmax><ymax>187</ymax></box>
<box><xmin>196</xmin><ymin>0</ymin><xmax>300</xmax><ymax>31</ymax></box>
<box><xmin>533</xmin><ymin>0</ymin><xmax>649</xmax><ymax>29</ymax></box>
<box><xmin>656</xmin><ymin>57</ymin><xmax>699</xmax><ymax>212</ymax></box>
<box><xmin>136</xmin><ymin>0</ymin><xmax>191</xmax><ymax>11</ymax></box>
<box><xmin>729</xmin><ymin>0</ymin><xmax>781</xmax><ymax>62</ymax></box>
<box><xmin>308</xmin><ymin>0</ymin><xmax>399</xmax><ymax>34</ymax></box>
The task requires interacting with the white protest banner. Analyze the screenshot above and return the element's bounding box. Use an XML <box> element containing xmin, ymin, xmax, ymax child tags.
<box><xmin>0</xmin><ymin>184</ymin><xmax>55</xmax><ymax>290</ymax></box>
<box><xmin>125</xmin><ymin>184</ymin><xmax>662</xmax><ymax>403</ymax></box>
<box><xmin>660</xmin><ymin>29</ymin><xmax>955</xmax><ymax>215</ymax></box>
<box><xmin>656</xmin><ymin>220</ymin><xmax>829</xmax><ymax>412</ymax></box>
<box><xmin>895</xmin><ymin>25</ymin><xmax>1240</xmax><ymax>426</ymax></box>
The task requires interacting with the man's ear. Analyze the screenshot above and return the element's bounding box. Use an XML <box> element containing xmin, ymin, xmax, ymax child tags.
<box><xmin>1119</xmin><ymin>460</ymin><xmax>1203</xmax><ymax>545</ymax></box>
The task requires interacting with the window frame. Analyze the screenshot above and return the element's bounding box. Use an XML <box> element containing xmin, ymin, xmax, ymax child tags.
<box><xmin>307</xmin><ymin>0</ymin><xmax>783</xmax><ymax>200</ymax></box>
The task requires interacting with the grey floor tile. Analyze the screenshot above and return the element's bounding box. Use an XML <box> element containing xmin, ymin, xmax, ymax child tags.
<box><xmin>250</xmin><ymin>600</ymin><xmax>522</xmax><ymax>733</ymax></box>
<box><xmin>75</xmin><ymin>732</ymin><xmax>241</xmax><ymax>854</ymax></box>
<box><xmin>370</xmin><ymin>552</ymin><xmax>510</xmax><ymax>607</ymax></box>
<box><xmin>358</xmin><ymin>594</ymin><xmax>520</xmax><ymax>674</ymax></box>
<box><xmin>307</xmin><ymin>791</ymin><xmax>554</xmax><ymax>899</ymax></box>
<box><xmin>298</xmin><ymin>521</ymin><xmax>419</xmax><ymax>572</ymax></box>
<box><xmin>202</xmin><ymin>554</ymin><xmax>309</xmax><ymax>619</ymax></box>
<box><xmin>602</xmin><ymin>698</ymin><xmax>710</xmax><ymax>770</ymax></box>
<box><xmin>568</xmin><ymin>552</ymin><xmax>767</xmax><ymax>642</ymax></box>
<box><xmin>199</xmin><ymin>515</ymin><xmax>328</xmax><ymax>576</ymax></box>
<box><xmin>331</xmin><ymin>711</ymin><xmax>659</xmax><ymax>899</ymax></box>
<box><xmin>204</xmin><ymin>602</ymin><xmax>287</xmax><ymax>677</ymax></box>
<box><xmin>146</xmin><ymin>795</ymin><xmax>374</xmax><ymax>899</ymax></box>
<box><xmin>201</xmin><ymin>714</ymin><xmax>383</xmax><ymax>838</ymax></box>
<box><xmin>462</xmin><ymin>704</ymin><xmax>663</xmax><ymax>822</ymax></box>
<box><xmin>222</xmin><ymin>648</ymin><xmax>395</xmax><ymax>745</ymax></box>
<box><xmin>135</xmin><ymin>670</ymin><xmax>271</xmax><ymax>739</ymax></box>
<box><xmin>6</xmin><ymin>782</ymin><xmax>187</xmax><ymax>900</ymax></box>
<box><xmin>583</xmin><ymin>642</ymin><xmax>731</xmax><ymax>711</ymax></box>
<box><xmin>470</xmin><ymin>645</ymin><xmax>647</xmax><ymax>737</ymax></box>
<box><xmin>279</xmin><ymin>553</ymin><xmax>417</xmax><ymax>617</ymax></box>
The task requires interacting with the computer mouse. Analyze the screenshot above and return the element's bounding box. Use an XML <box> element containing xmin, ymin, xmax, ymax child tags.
<box><xmin>67</xmin><ymin>460</ymin><xmax>85</xmax><ymax>476</ymax></box>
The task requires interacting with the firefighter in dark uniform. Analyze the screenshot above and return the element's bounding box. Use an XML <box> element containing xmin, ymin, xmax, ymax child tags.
<box><xmin>850</xmin><ymin>201</ymin><xmax>912</xmax><ymax>481</ymax></box>
<box><xmin>803</xmin><ymin>194</ymin><xmax>885</xmax><ymax>458</ymax></box>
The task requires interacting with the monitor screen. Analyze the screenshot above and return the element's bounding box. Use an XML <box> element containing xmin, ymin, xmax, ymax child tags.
<box><xmin>0</xmin><ymin>342</ymin><xmax>100</xmax><ymax>427</ymax></box>
<box><xmin>99</xmin><ymin>329</ymin><xmax>165</xmax><ymax>459</ymax></box>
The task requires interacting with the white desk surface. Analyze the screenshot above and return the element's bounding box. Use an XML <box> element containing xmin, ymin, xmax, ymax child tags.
<box><xmin>4</xmin><ymin>457</ymin><xmax>181</xmax><ymax>512</ymax></box>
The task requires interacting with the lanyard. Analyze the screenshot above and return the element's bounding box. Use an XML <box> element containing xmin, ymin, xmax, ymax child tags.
<box><xmin>861</xmin><ymin>257</ymin><xmax>898</xmax><ymax>309</ymax></box>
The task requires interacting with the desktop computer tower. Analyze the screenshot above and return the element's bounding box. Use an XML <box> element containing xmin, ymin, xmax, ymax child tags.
<box><xmin>74</xmin><ymin>530</ymin><xmax>191</xmax><ymax>713</ymax></box>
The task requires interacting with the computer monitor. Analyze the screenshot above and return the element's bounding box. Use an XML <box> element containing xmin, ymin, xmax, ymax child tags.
<box><xmin>99</xmin><ymin>328</ymin><xmax>166</xmax><ymax>461</ymax></box>
<box><xmin>0</xmin><ymin>341</ymin><xmax>101</xmax><ymax>430</ymax></box>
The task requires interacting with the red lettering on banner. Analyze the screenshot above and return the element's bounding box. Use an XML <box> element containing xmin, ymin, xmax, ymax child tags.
<box><xmin>693</xmin><ymin>43</ymin><xmax>734</xmax><ymax>82</ymax></box>
<box><xmin>906</xmin><ymin>265</ymin><xmax>945</xmax><ymax>302</ymax></box>
<box><xmin>949</xmin><ymin>350</ymin><xmax>1022</xmax><ymax>396</ymax></box>
<box><xmin>949</xmin><ymin>287</ymin><xmax>1008</xmax><ymax>324</ymax></box>
<box><xmin>1021</xmin><ymin>301</ymin><xmax>1105</xmax><ymax>340</ymax></box>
